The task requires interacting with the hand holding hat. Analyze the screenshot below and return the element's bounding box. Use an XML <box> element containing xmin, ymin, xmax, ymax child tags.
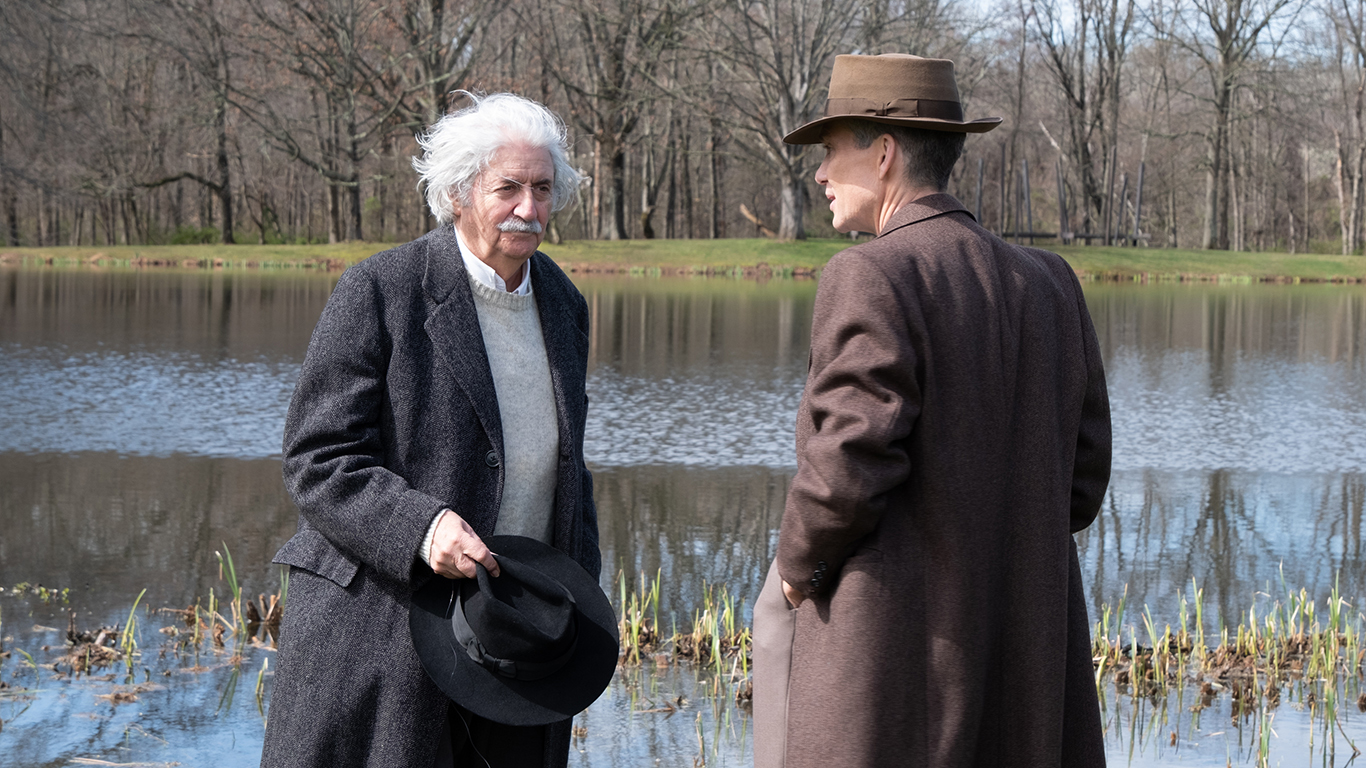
<box><xmin>410</xmin><ymin>535</ymin><xmax>619</xmax><ymax>727</ymax></box>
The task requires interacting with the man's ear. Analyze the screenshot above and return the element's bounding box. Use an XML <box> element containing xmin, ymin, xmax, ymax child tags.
<box><xmin>877</xmin><ymin>134</ymin><xmax>898</xmax><ymax>180</ymax></box>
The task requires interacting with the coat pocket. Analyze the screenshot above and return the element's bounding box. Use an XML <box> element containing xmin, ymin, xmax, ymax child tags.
<box><xmin>272</xmin><ymin>528</ymin><xmax>361</xmax><ymax>589</ymax></box>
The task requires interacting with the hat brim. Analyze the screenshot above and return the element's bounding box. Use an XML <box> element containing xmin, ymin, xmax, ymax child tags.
<box><xmin>783</xmin><ymin>114</ymin><xmax>1002</xmax><ymax>144</ymax></box>
<box><xmin>410</xmin><ymin>536</ymin><xmax>619</xmax><ymax>727</ymax></box>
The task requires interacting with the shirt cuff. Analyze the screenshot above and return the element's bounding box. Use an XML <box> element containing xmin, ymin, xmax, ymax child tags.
<box><xmin>419</xmin><ymin>508</ymin><xmax>449</xmax><ymax>565</ymax></box>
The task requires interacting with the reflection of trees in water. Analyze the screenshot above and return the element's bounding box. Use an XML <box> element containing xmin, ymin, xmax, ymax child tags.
<box><xmin>592</xmin><ymin>465</ymin><xmax>790</xmax><ymax>623</ymax></box>
<box><xmin>1085</xmin><ymin>284</ymin><xmax>1366</xmax><ymax>369</ymax></box>
<box><xmin>0</xmin><ymin>453</ymin><xmax>299</xmax><ymax>624</ymax></box>
<box><xmin>1078</xmin><ymin>469</ymin><xmax>1366</xmax><ymax>628</ymax></box>
<box><xmin>0</xmin><ymin>269</ymin><xmax>336</xmax><ymax>360</ymax></box>
<box><xmin>576</xmin><ymin>279</ymin><xmax>814</xmax><ymax>377</ymax></box>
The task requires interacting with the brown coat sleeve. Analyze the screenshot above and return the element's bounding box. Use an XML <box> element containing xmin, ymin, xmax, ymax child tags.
<box><xmin>777</xmin><ymin>249</ymin><xmax>920</xmax><ymax>597</ymax></box>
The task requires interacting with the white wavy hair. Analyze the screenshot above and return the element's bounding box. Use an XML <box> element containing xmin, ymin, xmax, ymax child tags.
<box><xmin>412</xmin><ymin>92</ymin><xmax>581</xmax><ymax>224</ymax></box>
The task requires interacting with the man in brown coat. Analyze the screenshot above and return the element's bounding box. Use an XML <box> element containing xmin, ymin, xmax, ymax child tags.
<box><xmin>752</xmin><ymin>54</ymin><xmax>1112</xmax><ymax>767</ymax></box>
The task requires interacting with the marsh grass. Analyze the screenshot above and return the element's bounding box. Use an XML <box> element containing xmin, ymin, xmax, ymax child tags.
<box><xmin>615</xmin><ymin>571</ymin><xmax>750</xmax><ymax>678</ymax></box>
<box><xmin>1094</xmin><ymin>573</ymin><xmax>1366</xmax><ymax>762</ymax></box>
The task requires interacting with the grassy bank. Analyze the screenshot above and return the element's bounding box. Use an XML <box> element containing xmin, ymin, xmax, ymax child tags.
<box><xmin>4</xmin><ymin>238</ymin><xmax>1366</xmax><ymax>282</ymax></box>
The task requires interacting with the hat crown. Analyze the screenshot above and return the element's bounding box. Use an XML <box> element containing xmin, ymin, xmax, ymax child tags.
<box><xmin>454</xmin><ymin>556</ymin><xmax>578</xmax><ymax>677</ymax></box>
<box><xmin>829</xmin><ymin>54</ymin><xmax>960</xmax><ymax>104</ymax></box>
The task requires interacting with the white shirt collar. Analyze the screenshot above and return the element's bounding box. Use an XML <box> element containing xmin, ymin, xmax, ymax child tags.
<box><xmin>454</xmin><ymin>225</ymin><xmax>532</xmax><ymax>296</ymax></box>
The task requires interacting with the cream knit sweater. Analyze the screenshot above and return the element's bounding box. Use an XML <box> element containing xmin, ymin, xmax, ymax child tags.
<box><xmin>468</xmin><ymin>275</ymin><xmax>560</xmax><ymax>544</ymax></box>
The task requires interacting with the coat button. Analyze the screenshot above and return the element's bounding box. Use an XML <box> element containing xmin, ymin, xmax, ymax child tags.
<box><xmin>485</xmin><ymin>450</ymin><xmax>499</xmax><ymax>468</ymax></box>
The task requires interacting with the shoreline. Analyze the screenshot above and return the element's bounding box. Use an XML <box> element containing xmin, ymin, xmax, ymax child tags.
<box><xmin>3</xmin><ymin>240</ymin><xmax>1365</xmax><ymax>283</ymax></box>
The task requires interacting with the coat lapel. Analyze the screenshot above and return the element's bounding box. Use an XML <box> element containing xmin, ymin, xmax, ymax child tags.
<box><xmin>530</xmin><ymin>251</ymin><xmax>587</xmax><ymax>452</ymax></box>
<box><xmin>421</xmin><ymin>227</ymin><xmax>504</xmax><ymax>457</ymax></box>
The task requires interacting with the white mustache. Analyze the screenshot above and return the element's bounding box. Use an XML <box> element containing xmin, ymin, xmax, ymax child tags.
<box><xmin>498</xmin><ymin>217</ymin><xmax>543</xmax><ymax>234</ymax></box>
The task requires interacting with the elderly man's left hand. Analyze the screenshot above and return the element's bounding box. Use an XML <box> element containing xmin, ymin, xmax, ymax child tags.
<box><xmin>429</xmin><ymin>509</ymin><xmax>501</xmax><ymax>579</ymax></box>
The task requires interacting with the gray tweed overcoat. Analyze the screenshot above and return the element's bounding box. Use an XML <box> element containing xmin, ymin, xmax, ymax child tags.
<box><xmin>775</xmin><ymin>194</ymin><xmax>1111</xmax><ymax>767</ymax></box>
<box><xmin>259</xmin><ymin>226</ymin><xmax>599</xmax><ymax>768</ymax></box>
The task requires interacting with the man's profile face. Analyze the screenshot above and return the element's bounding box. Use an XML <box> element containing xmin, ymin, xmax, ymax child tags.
<box><xmin>814</xmin><ymin>124</ymin><xmax>882</xmax><ymax>234</ymax></box>
<box><xmin>454</xmin><ymin>142</ymin><xmax>554</xmax><ymax>266</ymax></box>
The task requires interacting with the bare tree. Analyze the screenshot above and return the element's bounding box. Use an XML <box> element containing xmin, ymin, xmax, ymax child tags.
<box><xmin>1156</xmin><ymin>0</ymin><xmax>1303</xmax><ymax>249</ymax></box>
<box><xmin>237</xmin><ymin>0</ymin><xmax>411</xmax><ymax>241</ymax></box>
<box><xmin>709</xmin><ymin>0</ymin><xmax>864</xmax><ymax>239</ymax></box>
<box><xmin>533</xmin><ymin>0</ymin><xmax>689</xmax><ymax>240</ymax></box>
<box><xmin>1032</xmin><ymin>0</ymin><xmax>1136</xmax><ymax>233</ymax></box>
<box><xmin>132</xmin><ymin>0</ymin><xmax>241</xmax><ymax>242</ymax></box>
<box><xmin>1327</xmin><ymin>0</ymin><xmax>1366</xmax><ymax>253</ymax></box>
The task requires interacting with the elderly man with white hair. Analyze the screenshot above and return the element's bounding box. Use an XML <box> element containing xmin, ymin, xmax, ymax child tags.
<box><xmin>260</xmin><ymin>92</ymin><xmax>599</xmax><ymax>768</ymax></box>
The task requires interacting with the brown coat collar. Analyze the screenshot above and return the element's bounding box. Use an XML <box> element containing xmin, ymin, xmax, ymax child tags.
<box><xmin>877</xmin><ymin>192</ymin><xmax>972</xmax><ymax>238</ymax></box>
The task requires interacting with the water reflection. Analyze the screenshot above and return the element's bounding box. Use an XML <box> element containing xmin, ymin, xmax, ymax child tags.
<box><xmin>1081</xmin><ymin>470</ymin><xmax>1366</xmax><ymax>623</ymax></box>
<box><xmin>0</xmin><ymin>453</ymin><xmax>298</xmax><ymax>615</ymax></box>
<box><xmin>1088</xmin><ymin>285</ymin><xmax>1366</xmax><ymax>474</ymax></box>
<box><xmin>596</xmin><ymin>465</ymin><xmax>787</xmax><ymax>622</ymax></box>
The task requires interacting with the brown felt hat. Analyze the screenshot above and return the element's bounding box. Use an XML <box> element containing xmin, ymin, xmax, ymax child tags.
<box><xmin>784</xmin><ymin>54</ymin><xmax>1002</xmax><ymax>144</ymax></box>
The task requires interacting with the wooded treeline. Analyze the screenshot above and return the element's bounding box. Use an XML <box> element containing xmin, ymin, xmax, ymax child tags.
<box><xmin>0</xmin><ymin>0</ymin><xmax>1360</xmax><ymax>252</ymax></box>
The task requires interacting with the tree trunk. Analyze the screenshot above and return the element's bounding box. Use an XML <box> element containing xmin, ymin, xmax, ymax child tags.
<box><xmin>778</xmin><ymin>143</ymin><xmax>807</xmax><ymax>240</ymax></box>
<box><xmin>215</xmin><ymin>91</ymin><xmax>235</xmax><ymax>244</ymax></box>
<box><xmin>708</xmin><ymin>119</ymin><xmax>721</xmax><ymax>239</ymax></box>
<box><xmin>665</xmin><ymin>136</ymin><xmax>677</xmax><ymax>240</ymax></box>
<box><xmin>778</xmin><ymin>173</ymin><xmax>806</xmax><ymax>240</ymax></box>
<box><xmin>1202</xmin><ymin>118</ymin><xmax>1226</xmax><ymax>250</ymax></box>
<box><xmin>349</xmin><ymin>176</ymin><xmax>362</xmax><ymax>241</ymax></box>
<box><xmin>1337</xmin><ymin>132</ymin><xmax>1349</xmax><ymax>255</ymax></box>
<box><xmin>1</xmin><ymin>117</ymin><xmax>17</xmax><ymax>247</ymax></box>
<box><xmin>1353</xmin><ymin>143</ymin><xmax>1365</xmax><ymax>254</ymax></box>
<box><xmin>598</xmin><ymin>136</ymin><xmax>627</xmax><ymax>240</ymax></box>
<box><xmin>38</xmin><ymin>187</ymin><xmax>48</xmax><ymax>246</ymax></box>
<box><xmin>4</xmin><ymin>189</ymin><xmax>17</xmax><ymax>247</ymax></box>
<box><xmin>681</xmin><ymin>131</ymin><xmax>694</xmax><ymax>239</ymax></box>
<box><xmin>328</xmin><ymin>184</ymin><xmax>341</xmax><ymax>244</ymax></box>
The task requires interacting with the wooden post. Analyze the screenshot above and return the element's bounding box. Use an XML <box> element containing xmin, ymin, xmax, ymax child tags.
<box><xmin>1132</xmin><ymin>161</ymin><xmax>1145</xmax><ymax>245</ymax></box>
<box><xmin>1055</xmin><ymin>159</ymin><xmax>1069</xmax><ymax>244</ymax></box>
<box><xmin>975</xmin><ymin>157</ymin><xmax>984</xmax><ymax>223</ymax></box>
<box><xmin>1022</xmin><ymin>159</ymin><xmax>1034</xmax><ymax>245</ymax></box>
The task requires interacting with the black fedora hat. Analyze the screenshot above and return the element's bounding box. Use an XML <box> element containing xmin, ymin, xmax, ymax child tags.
<box><xmin>409</xmin><ymin>536</ymin><xmax>619</xmax><ymax>727</ymax></box>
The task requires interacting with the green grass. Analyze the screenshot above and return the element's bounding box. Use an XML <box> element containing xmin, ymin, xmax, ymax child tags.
<box><xmin>1053</xmin><ymin>244</ymin><xmax>1366</xmax><ymax>282</ymax></box>
<box><xmin>539</xmin><ymin>237</ymin><xmax>843</xmax><ymax>273</ymax></box>
<box><xmin>4</xmin><ymin>237</ymin><xmax>1365</xmax><ymax>281</ymax></box>
<box><xmin>0</xmin><ymin>242</ymin><xmax>382</xmax><ymax>271</ymax></box>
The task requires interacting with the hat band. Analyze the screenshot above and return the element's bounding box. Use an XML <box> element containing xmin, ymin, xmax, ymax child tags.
<box><xmin>451</xmin><ymin>595</ymin><xmax>580</xmax><ymax>682</ymax></box>
<box><xmin>824</xmin><ymin>97</ymin><xmax>964</xmax><ymax>122</ymax></box>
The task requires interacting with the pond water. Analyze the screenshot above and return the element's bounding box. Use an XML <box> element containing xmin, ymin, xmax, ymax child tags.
<box><xmin>2</xmin><ymin>266</ymin><xmax>1365</xmax><ymax>766</ymax></box>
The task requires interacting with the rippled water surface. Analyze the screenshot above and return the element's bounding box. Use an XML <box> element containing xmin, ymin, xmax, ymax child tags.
<box><xmin>3</xmin><ymin>267</ymin><xmax>1366</xmax><ymax>767</ymax></box>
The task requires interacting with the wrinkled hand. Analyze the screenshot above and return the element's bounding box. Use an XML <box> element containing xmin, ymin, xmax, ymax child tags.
<box><xmin>429</xmin><ymin>510</ymin><xmax>500</xmax><ymax>579</ymax></box>
<box><xmin>781</xmin><ymin>579</ymin><xmax>806</xmax><ymax>609</ymax></box>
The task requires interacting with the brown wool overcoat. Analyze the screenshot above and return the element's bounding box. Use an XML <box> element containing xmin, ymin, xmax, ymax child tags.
<box><xmin>775</xmin><ymin>193</ymin><xmax>1111</xmax><ymax>767</ymax></box>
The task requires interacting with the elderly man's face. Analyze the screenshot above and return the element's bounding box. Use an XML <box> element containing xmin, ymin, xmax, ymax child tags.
<box><xmin>814</xmin><ymin>124</ymin><xmax>882</xmax><ymax>234</ymax></box>
<box><xmin>454</xmin><ymin>142</ymin><xmax>554</xmax><ymax>278</ymax></box>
